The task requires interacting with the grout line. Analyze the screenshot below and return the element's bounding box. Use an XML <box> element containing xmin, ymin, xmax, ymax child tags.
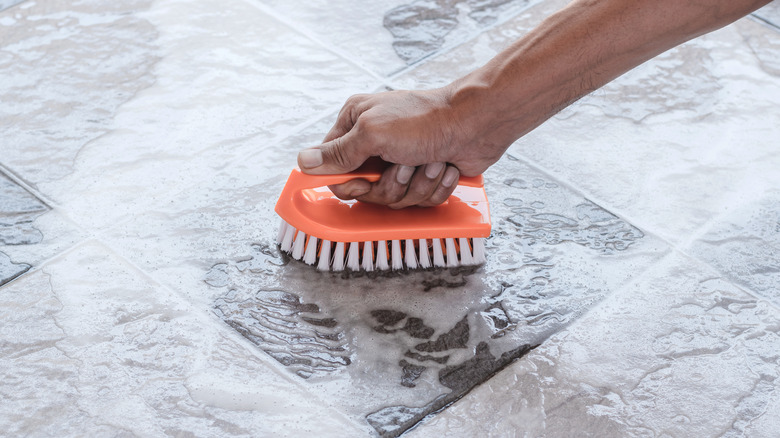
<box><xmin>750</xmin><ymin>12</ymin><xmax>780</xmax><ymax>32</ymax></box>
<box><xmin>0</xmin><ymin>162</ymin><xmax>58</xmax><ymax>210</ymax></box>
<box><xmin>514</xmin><ymin>153</ymin><xmax>676</xmax><ymax>245</ymax></box>
<box><xmin>48</xmin><ymin>236</ymin><xmax>365</xmax><ymax>432</ymax></box>
<box><xmin>385</xmin><ymin>0</ymin><xmax>547</xmax><ymax>83</ymax></box>
<box><xmin>241</xmin><ymin>0</ymin><xmax>394</xmax><ymax>88</ymax></box>
<box><xmin>515</xmin><ymin>153</ymin><xmax>780</xmax><ymax>312</ymax></box>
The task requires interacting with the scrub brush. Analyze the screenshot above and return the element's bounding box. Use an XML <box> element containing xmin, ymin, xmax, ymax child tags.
<box><xmin>274</xmin><ymin>163</ymin><xmax>491</xmax><ymax>272</ymax></box>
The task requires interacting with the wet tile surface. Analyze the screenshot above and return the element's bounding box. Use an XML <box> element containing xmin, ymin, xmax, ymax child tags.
<box><xmin>409</xmin><ymin>253</ymin><xmax>780</xmax><ymax>437</ymax></box>
<box><xmin>0</xmin><ymin>171</ymin><xmax>47</xmax><ymax>285</ymax></box>
<box><xmin>0</xmin><ymin>0</ymin><xmax>23</xmax><ymax>12</ymax></box>
<box><xmin>754</xmin><ymin>1</ymin><xmax>780</xmax><ymax>29</ymax></box>
<box><xmin>1</xmin><ymin>0</ymin><xmax>379</xmax><ymax>230</ymax></box>
<box><xmin>2</xmin><ymin>0</ymin><xmax>779</xmax><ymax>436</ymax></box>
<box><xmin>102</xmin><ymin>116</ymin><xmax>667</xmax><ymax>434</ymax></box>
<box><xmin>689</xmin><ymin>189</ymin><xmax>780</xmax><ymax>306</ymax></box>
<box><xmin>256</xmin><ymin>0</ymin><xmax>541</xmax><ymax>76</ymax></box>
<box><xmin>0</xmin><ymin>242</ymin><xmax>363</xmax><ymax>436</ymax></box>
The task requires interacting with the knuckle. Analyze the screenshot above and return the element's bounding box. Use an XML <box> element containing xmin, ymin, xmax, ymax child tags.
<box><xmin>387</xmin><ymin>190</ymin><xmax>406</xmax><ymax>205</ymax></box>
<box><xmin>323</xmin><ymin>137</ymin><xmax>352</xmax><ymax>170</ymax></box>
<box><xmin>409</xmin><ymin>183</ymin><xmax>430</xmax><ymax>199</ymax></box>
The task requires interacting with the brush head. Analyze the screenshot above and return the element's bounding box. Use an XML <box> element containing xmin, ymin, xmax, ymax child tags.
<box><xmin>276</xmin><ymin>219</ymin><xmax>486</xmax><ymax>271</ymax></box>
<box><xmin>274</xmin><ymin>164</ymin><xmax>491</xmax><ymax>271</ymax></box>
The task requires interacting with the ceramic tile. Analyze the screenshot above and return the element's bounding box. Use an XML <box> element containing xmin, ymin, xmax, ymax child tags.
<box><xmin>1</xmin><ymin>0</ymin><xmax>379</xmax><ymax>230</ymax></box>
<box><xmin>393</xmin><ymin>8</ymin><xmax>780</xmax><ymax>247</ymax></box>
<box><xmin>688</xmin><ymin>189</ymin><xmax>780</xmax><ymax>306</ymax></box>
<box><xmin>0</xmin><ymin>242</ymin><xmax>364</xmax><ymax>436</ymax></box>
<box><xmin>0</xmin><ymin>0</ymin><xmax>24</xmax><ymax>13</ymax></box>
<box><xmin>391</xmin><ymin>0</ymin><xmax>566</xmax><ymax>89</ymax></box>
<box><xmin>753</xmin><ymin>1</ymin><xmax>780</xmax><ymax>29</ymax></box>
<box><xmin>102</xmin><ymin>115</ymin><xmax>667</xmax><ymax>435</ymax></box>
<box><xmin>744</xmin><ymin>11</ymin><xmax>780</xmax><ymax>76</ymax></box>
<box><xmin>256</xmin><ymin>0</ymin><xmax>542</xmax><ymax>76</ymax></box>
<box><xmin>5</xmin><ymin>0</ymin><xmax>778</xmax><ymax>435</ymax></box>
<box><xmin>0</xmin><ymin>0</ymin><xmax>159</xmax><ymax>189</ymax></box>
<box><xmin>409</xmin><ymin>252</ymin><xmax>780</xmax><ymax>437</ymax></box>
<box><xmin>0</xmin><ymin>170</ymin><xmax>82</xmax><ymax>287</ymax></box>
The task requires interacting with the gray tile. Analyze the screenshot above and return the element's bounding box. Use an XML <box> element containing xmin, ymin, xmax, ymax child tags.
<box><xmin>0</xmin><ymin>171</ymin><xmax>47</xmax><ymax>286</ymax></box>
<box><xmin>743</xmin><ymin>12</ymin><xmax>780</xmax><ymax>76</ymax></box>
<box><xmin>0</xmin><ymin>170</ymin><xmax>83</xmax><ymax>287</ymax></box>
<box><xmin>753</xmin><ymin>1</ymin><xmax>780</xmax><ymax>30</ymax></box>
<box><xmin>1</xmin><ymin>0</ymin><xmax>379</xmax><ymax>230</ymax></box>
<box><xmin>0</xmin><ymin>242</ymin><xmax>364</xmax><ymax>436</ymax></box>
<box><xmin>0</xmin><ymin>0</ymin><xmax>23</xmax><ymax>12</ymax></box>
<box><xmin>689</xmin><ymin>189</ymin><xmax>780</xmax><ymax>306</ymax></box>
<box><xmin>256</xmin><ymin>0</ymin><xmax>542</xmax><ymax>75</ymax></box>
<box><xmin>0</xmin><ymin>0</ymin><xmax>159</xmax><ymax>188</ymax></box>
<box><xmin>409</xmin><ymin>253</ymin><xmax>780</xmax><ymax>437</ymax></box>
<box><xmin>0</xmin><ymin>252</ymin><xmax>28</xmax><ymax>287</ymax></box>
<box><xmin>0</xmin><ymin>171</ymin><xmax>48</xmax><ymax>246</ymax></box>
<box><xmin>391</xmin><ymin>0</ymin><xmax>566</xmax><ymax>88</ymax></box>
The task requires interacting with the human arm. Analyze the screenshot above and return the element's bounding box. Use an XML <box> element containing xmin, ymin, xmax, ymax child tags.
<box><xmin>297</xmin><ymin>0</ymin><xmax>772</xmax><ymax>207</ymax></box>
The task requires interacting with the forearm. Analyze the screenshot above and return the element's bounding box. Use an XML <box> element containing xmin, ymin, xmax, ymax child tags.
<box><xmin>445</xmin><ymin>0</ymin><xmax>771</xmax><ymax>158</ymax></box>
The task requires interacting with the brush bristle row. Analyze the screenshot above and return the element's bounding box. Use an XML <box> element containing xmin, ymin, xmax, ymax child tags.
<box><xmin>277</xmin><ymin>221</ymin><xmax>486</xmax><ymax>272</ymax></box>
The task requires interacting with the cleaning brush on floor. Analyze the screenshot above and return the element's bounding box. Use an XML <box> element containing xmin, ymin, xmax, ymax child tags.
<box><xmin>274</xmin><ymin>163</ymin><xmax>491</xmax><ymax>271</ymax></box>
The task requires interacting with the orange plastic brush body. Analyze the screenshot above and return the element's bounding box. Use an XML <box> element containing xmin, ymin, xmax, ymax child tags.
<box><xmin>274</xmin><ymin>168</ymin><xmax>491</xmax><ymax>243</ymax></box>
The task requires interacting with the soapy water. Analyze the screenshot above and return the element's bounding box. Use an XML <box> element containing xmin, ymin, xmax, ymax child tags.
<box><xmin>206</xmin><ymin>158</ymin><xmax>653</xmax><ymax>436</ymax></box>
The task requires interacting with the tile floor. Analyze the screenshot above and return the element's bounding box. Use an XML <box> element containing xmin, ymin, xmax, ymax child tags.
<box><xmin>1</xmin><ymin>0</ymin><xmax>779</xmax><ymax>436</ymax></box>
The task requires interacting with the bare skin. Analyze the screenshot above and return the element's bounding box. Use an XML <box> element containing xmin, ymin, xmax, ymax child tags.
<box><xmin>297</xmin><ymin>0</ymin><xmax>772</xmax><ymax>208</ymax></box>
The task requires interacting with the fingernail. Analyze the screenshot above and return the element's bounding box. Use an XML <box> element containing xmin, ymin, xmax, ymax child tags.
<box><xmin>396</xmin><ymin>165</ymin><xmax>415</xmax><ymax>184</ymax></box>
<box><xmin>424</xmin><ymin>162</ymin><xmax>445</xmax><ymax>179</ymax></box>
<box><xmin>298</xmin><ymin>148</ymin><xmax>323</xmax><ymax>168</ymax></box>
<box><xmin>441</xmin><ymin>166</ymin><xmax>459</xmax><ymax>187</ymax></box>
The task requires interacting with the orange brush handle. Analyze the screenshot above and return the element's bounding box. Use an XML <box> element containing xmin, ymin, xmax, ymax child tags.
<box><xmin>275</xmin><ymin>164</ymin><xmax>491</xmax><ymax>242</ymax></box>
<box><xmin>281</xmin><ymin>168</ymin><xmax>484</xmax><ymax>192</ymax></box>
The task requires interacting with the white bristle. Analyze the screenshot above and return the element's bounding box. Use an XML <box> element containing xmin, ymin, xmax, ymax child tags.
<box><xmin>376</xmin><ymin>240</ymin><xmax>389</xmax><ymax>270</ymax></box>
<box><xmin>445</xmin><ymin>238</ymin><xmax>459</xmax><ymax>267</ymax></box>
<box><xmin>303</xmin><ymin>236</ymin><xmax>318</xmax><ymax>265</ymax></box>
<box><xmin>459</xmin><ymin>237</ymin><xmax>474</xmax><ymax>265</ymax></box>
<box><xmin>404</xmin><ymin>239</ymin><xmax>417</xmax><ymax>269</ymax></box>
<box><xmin>391</xmin><ymin>240</ymin><xmax>403</xmax><ymax>270</ymax></box>
<box><xmin>291</xmin><ymin>230</ymin><xmax>306</xmax><ymax>260</ymax></box>
<box><xmin>472</xmin><ymin>238</ymin><xmax>486</xmax><ymax>264</ymax></box>
<box><xmin>332</xmin><ymin>242</ymin><xmax>346</xmax><ymax>271</ymax></box>
<box><xmin>432</xmin><ymin>238</ymin><xmax>445</xmax><ymax>267</ymax></box>
<box><xmin>418</xmin><ymin>239</ymin><xmax>431</xmax><ymax>268</ymax></box>
<box><xmin>281</xmin><ymin>225</ymin><xmax>296</xmax><ymax>252</ymax></box>
<box><xmin>276</xmin><ymin>220</ymin><xmax>289</xmax><ymax>244</ymax></box>
<box><xmin>362</xmin><ymin>241</ymin><xmax>374</xmax><ymax>271</ymax></box>
<box><xmin>317</xmin><ymin>240</ymin><xmax>331</xmax><ymax>271</ymax></box>
<box><xmin>347</xmin><ymin>242</ymin><xmax>361</xmax><ymax>271</ymax></box>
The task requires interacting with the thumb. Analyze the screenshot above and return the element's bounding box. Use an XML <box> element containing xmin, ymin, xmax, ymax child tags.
<box><xmin>297</xmin><ymin>131</ymin><xmax>370</xmax><ymax>175</ymax></box>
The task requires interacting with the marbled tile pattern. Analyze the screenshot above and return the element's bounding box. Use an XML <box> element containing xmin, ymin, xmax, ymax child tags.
<box><xmin>754</xmin><ymin>1</ymin><xmax>780</xmax><ymax>28</ymax></box>
<box><xmin>255</xmin><ymin>0</ymin><xmax>540</xmax><ymax>75</ymax></box>
<box><xmin>1</xmin><ymin>0</ymin><xmax>779</xmax><ymax>436</ymax></box>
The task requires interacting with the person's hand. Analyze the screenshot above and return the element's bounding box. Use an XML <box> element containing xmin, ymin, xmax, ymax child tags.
<box><xmin>296</xmin><ymin>87</ymin><xmax>506</xmax><ymax>208</ymax></box>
